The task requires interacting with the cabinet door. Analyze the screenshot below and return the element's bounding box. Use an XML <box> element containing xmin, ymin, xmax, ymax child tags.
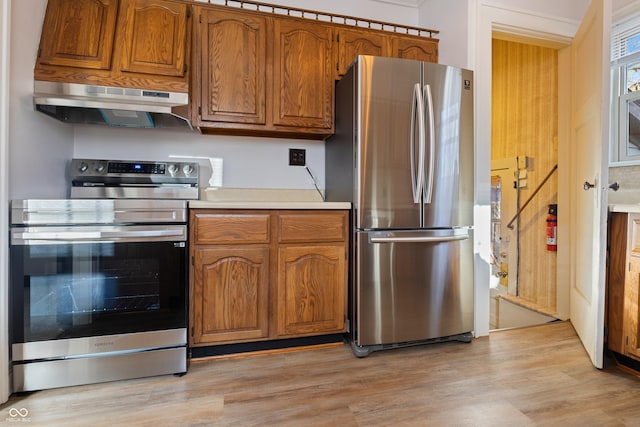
<box><xmin>273</xmin><ymin>19</ymin><xmax>333</xmax><ymax>130</ymax></box>
<box><xmin>277</xmin><ymin>244</ymin><xmax>346</xmax><ymax>336</ymax></box>
<box><xmin>118</xmin><ymin>0</ymin><xmax>190</xmax><ymax>77</ymax></box>
<box><xmin>37</xmin><ymin>0</ymin><xmax>118</xmax><ymax>70</ymax></box>
<box><xmin>197</xmin><ymin>8</ymin><xmax>267</xmax><ymax>124</ymax></box>
<box><xmin>625</xmin><ymin>257</ymin><xmax>640</xmax><ymax>359</ymax></box>
<box><xmin>336</xmin><ymin>28</ymin><xmax>387</xmax><ymax>77</ymax></box>
<box><xmin>391</xmin><ymin>35</ymin><xmax>438</xmax><ymax>63</ymax></box>
<box><xmin>607</xmin><ymin>213</ymin><xmax>628</xmax><ymax>355</ymax></box>
<box><xmin>192</xmin><ymin>246</ymin><xmax>270</xmax><ymax>345</ymax></box>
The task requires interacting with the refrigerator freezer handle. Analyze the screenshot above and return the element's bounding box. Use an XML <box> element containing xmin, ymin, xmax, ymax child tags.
<box><xmin>370</xmin><ymin>234</ymin><xmax>469</xmax><ymax>244</ymax></box>
<box><xmin>423</xmin><ymin>84</ymin><xmax>435</xmax><ymax>204</ymax></box>
<box><xmin>410</xmin><ymin>83</ymin><xmax>426</xmax><ymax>204</ymax></box>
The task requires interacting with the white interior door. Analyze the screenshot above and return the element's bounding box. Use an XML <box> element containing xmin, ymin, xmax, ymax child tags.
<box><xmin>569</xmin><ymin>0</ymin><xmax>610</xmax><ymax>369</ymax></box>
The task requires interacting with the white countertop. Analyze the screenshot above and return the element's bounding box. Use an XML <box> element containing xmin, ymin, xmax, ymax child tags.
<box><xmin>189</xmin><ymin>188</ymin><xmax>351</xmax><ymax>210</ymax></box>
<box><xmin>609</xmin><ymin>203</ymin><xmax>640</xmax><ymax>213</ymax></box>
<box><xmin>190</xmin><ymin>201</ymin><xmax>350</xmax><ymax>209</ymax></box>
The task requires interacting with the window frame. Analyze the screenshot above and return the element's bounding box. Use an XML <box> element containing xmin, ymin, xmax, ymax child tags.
<box><xmin>610</xmin><ymin>17</ymin><xmax>640</xmax><ymax>166</ymax></box>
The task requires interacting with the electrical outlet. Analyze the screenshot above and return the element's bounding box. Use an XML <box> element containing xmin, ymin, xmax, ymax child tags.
<box><xmin>289</xmin><ymin>148</ymin><xmax>306</xmax><ymax>166</ymax></box>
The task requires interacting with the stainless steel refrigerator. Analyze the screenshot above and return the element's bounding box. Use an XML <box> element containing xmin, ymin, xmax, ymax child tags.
<box><xmin>326</xmin><ymin>55</ymin><xmax>474</xmax><ymax>357</ymax></box>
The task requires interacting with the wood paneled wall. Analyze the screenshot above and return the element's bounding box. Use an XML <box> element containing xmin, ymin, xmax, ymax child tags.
<box><xmin>492</xmin><ymin>38</ymin><xmax>559</xmax><ymax>312</ymax></box>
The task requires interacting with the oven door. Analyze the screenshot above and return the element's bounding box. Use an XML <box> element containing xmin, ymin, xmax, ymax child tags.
<box><xmin>10</xmin><ymin>225</ymin><xmax>187</xmax><ymax>345</ymax></box>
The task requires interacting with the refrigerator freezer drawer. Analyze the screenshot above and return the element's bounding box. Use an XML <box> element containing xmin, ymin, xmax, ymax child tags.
<box><xmin>355</xmin><ymin>228</ymin><xmax>473</xmax><ymax>347</ymax></box>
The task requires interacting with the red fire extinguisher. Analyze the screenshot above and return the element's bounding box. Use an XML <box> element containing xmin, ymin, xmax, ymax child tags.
<box><xmin>546</xmin><ymin>204</ymin><xmax>557</xmax><ymax>252</ymax></box>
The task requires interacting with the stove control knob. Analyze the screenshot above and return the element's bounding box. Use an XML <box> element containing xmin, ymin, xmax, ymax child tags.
<box><xmin>167</xmin><ymin>164</ymin><xmax>178</xmax><ymax>176</ymax></box>
<box><xmin>182</xmin><ymin>164</ymin><xmax>194</xmax><ymax>176</ymax></box>
<box><xmin>78</xmin><ymin>162</ymin><xmax>89</xmax><ymax>173</ymax></box>
<box><xmin>94</xmin><ymin>163</ymin><xmax>105</xmax><ymax>173</ymax></box>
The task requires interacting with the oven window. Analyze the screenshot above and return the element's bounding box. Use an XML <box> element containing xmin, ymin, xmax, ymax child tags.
<box><xmin>11</xmin><ymin>241</ymin><xmax>186</xmax><ymax>342</ymax></box>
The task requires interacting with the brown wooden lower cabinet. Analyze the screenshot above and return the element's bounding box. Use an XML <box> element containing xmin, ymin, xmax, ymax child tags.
<box><xmin>192</xmin><ymin>245</ymin><xmax>270</xmax><ymax>344</ymax></box>
<box><xmin>607</xmin><ymin>212</ymin><xmax>640</xmax><ymax>362</ymax></box>
<box><xmin>189</xmin><ymin>209</ymin><xmax>348</xmax><ymax>347</ymax></box>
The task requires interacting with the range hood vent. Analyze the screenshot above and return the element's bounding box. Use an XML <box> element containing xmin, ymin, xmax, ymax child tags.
<box><xmin>33</xmin><ymin>81</ymin><xmax>193</xmax><ymax>130</ymax></box>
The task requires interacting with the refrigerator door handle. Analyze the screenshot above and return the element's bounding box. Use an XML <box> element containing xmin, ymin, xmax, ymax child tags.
<box><xmin>423</xmin><ymin>84</ymin><xmax>436</xmax><ymax>204</ymax></box>
<box><xmin>410</xmin><ymin>83</ymin><xmax>426</xmax><ymax>204</ymax></box>
<box><xmin>370</xmin><ymin>234</ymin><xmax>469</xmax><ymax>244</ymax></box>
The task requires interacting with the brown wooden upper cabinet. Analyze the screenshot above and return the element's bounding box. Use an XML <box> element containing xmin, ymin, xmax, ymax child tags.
<box><xmin>37</xmin><ymin>0</ymin><xmax>119</xmax><ymax>70</ymax></box>
<box><xmin>35</xmin><ymin>0</ymin><xmax>191</xmax><ymax>92</ymax></box>
<box><xmin>335</xmin><ymin>28</ymin><xmax>438</xmax><ymax>78</ymax></box>
<box><xmin>196</xmin><ymin>7</ymin><xmax>267</xmax><ymax>125</ymax></box>
<box><xmin>118</xmin><ymin>0</ymin><xmax>190</xmax><ymax>78</ymax></box>
<box><xmin>336</xmin><ymin>28</ymin><xmax>387</xmax><ymax>77</ymax></box>
<box><xmin>192</xmin><ymin>4</ymin><xmax>438</xmax><ymax>139</ymax></box>
<box><xmin>193</xmin><ymin>5</ymin><xmax>335</xmax><ymax>139</ymax></box>
<box><xmin>35</xmin><ymin>1</ymin><xmax>438</xmax><ymax>138</ymax></box>
<box><xmin>391</xmin><ymin>33</ymin><xmax>438</xmax><ymax>62</ymax></box>
<box><xmin>272</xmin><ymin>18</ymin><xmax>334</xmax><ymax>131</ymax></box>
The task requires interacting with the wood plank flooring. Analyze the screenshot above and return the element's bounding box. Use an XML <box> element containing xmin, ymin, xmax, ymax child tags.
<box><xmin>2</xmin><ymin>321</ymin><xmax>640</xmax><ymax>426</ymax></box>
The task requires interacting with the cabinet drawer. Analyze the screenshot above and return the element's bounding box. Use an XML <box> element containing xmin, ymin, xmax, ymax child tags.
<box><xmin>278</xmin><ymin>212</ymin><xmax>347</xmax><ymax>243</ymax></box>
<box><xmin>193</xmin><ymin>213</ymin><xmax>270</xmax><ymax>244</ymax></box>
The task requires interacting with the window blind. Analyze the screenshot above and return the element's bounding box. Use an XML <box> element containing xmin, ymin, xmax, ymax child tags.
<box><xmin>612</xmin><ymin>15</ymin><xmax>640</xmax><ymax>61</ymax></box>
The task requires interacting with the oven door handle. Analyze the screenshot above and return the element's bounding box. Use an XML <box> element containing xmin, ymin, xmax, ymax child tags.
<box><xmin>99</xmin><ymin>229</ymin><xmax>185</xmax><ymax>239</ymax></box>
<box><xmin>12</xmin><ymin>226</ymin><xmax>187</xmax><ymax>244</ymax></box>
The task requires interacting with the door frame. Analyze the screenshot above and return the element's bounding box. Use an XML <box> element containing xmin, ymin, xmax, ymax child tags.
<box><xmin>0</xmin><ymin>0</ymin><xmax>11</xmax><ymax>404</ymax></box>
<box><xmin>474</xmin><ymin>2</ymin><xmax>580</xmax><ymax>337</ymax></box>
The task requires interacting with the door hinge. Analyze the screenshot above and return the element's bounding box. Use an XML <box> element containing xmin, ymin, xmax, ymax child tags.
<box><xmin>626</xmin><ymin>336</ymin><xmax>629</xmax><ymax>346</ymax></box>
<box><xmin>37</xmin><ymin>48</ymin><xmax>41</xmax><ymax>58</ymax></box>
<box><xmin>198</xmin><ymin>106</ymin><xmax>202</xmax><ymax>117</ymax></box>
<box><xmin>186</xmin><ymin>7</ymin><xmax>191</xmax><ymax>18</ymax></box>
<box><xmin>184</xmin><ymin>63</ymin><xmax>188</xmax><ymax>73</ymax></box>
<box><xmin>191</xmin><ymin>327</ymin><xmax>194</xmax><ymax>337</ymax></box>
<box><xmin>191</xmin><ymin>255</ymin><xmax>195</xmax><ymax>266</ymax></box>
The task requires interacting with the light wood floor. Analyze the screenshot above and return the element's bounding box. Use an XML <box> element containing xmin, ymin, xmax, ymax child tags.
<box><xmin>2</xmin><ymin>321</ymin><xmax>640</xmax><ymax>426</ymax></box>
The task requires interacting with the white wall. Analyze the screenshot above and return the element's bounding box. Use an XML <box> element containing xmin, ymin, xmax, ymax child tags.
<box><xmin>73</xmin><ymin>128</ymin><xmax>327</xmax><ymax>191</ymax></box>
<box><xmin>10</xmin><ymin>0</ymin><xmax>73</xmax><ymax>199</ymax></box>
<box><xmin>419</xmin><ymin>0</ymin><xmax>475</xmax><ymax>68</ymax></box>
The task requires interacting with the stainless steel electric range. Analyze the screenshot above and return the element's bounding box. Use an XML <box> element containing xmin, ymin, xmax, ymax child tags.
<box><xmin>9</xmin><ymin>158</ymin><xmax>198</xmax><ymax>392</ymax></box>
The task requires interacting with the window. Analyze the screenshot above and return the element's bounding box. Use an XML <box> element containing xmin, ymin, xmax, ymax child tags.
<box><xmin>612</xmin><ymin>56</ymin><xmax>640</xmax><ymax>162</ymax></box>
<box><xmin>611</xmin><ymin>15</ymin><xmax>640</xmax><ymax>164</ymax></box>
<box><xmin>609</xmin><ymin>16</ymin><xmax>640</xmax><ymax>164</ymax></box>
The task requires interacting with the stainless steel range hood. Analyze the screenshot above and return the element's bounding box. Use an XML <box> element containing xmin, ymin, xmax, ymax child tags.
<box><xmin>33</xmin><ymin>81</ymin><xmax>193</xmax><ymax>130</ymax></box>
